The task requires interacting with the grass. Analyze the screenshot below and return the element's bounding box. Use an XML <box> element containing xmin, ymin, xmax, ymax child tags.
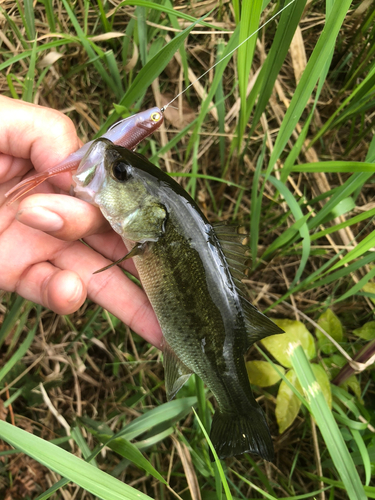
<box><xmin>0</xmin><ymin>0</ymin><xmax>375</xmax><ymax>499</ymax></box>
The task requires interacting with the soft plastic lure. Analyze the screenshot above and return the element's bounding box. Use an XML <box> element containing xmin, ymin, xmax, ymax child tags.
<box><xmin>5</xmin><ymin>107</ymin><xmax>163</xmax><ymax>203</ymax></box>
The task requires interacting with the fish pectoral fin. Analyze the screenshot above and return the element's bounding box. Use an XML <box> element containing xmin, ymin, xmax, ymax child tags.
<box><xmin>93</xmin><ymin>243</ymin><xmax>145</xmax><ymax>274</ymax></box>
<box><xmin>241</xmin><ymin>297</ymin><xmax>284</xmax><ymax>351</ymax></box>
<box><xmin>163</xmin><ymin>342</ymin><xmax>193</xmax><ymax>401</ymax></box>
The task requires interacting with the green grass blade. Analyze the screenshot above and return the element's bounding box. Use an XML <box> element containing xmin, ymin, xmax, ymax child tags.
<box><xmin>266</xmin><ymin>0</ymin><xmax>352</xmax><ymax>177</ymax></box>
<box><xmin>97</xmin><ymin>13</ymin><xmax>211</xmax><ymax>135</ymax></box>
<box><xmin>350</xmin><ymin>431</ymin><xmax>372</xmax><ymax>486</ymax></box>
<box><xmin>292</xmin><ymin>161</ymin><xmax>375</xmax><ymax>173</ymax></box>
<box><xmin>0</xmin><ymin>324</ymin><xmax>37</xmax><ymax>384</ymax></box>
<box><xmin>237</xmin><ymin>0</ymin><xmax>262</xmax><ymax>147</ymax></box>
<box><xmin>268</xmin><ymin>176</ymin><xmax>310</xmax><ymax>285</ymax></box>
<box><xmin>329</xmin><ymin>230</ymin><xmax>375</xmax><ymax>272</ymax></box>
<box><xmin>262</xmin><ymin>213</ymin><xmax>311</xmax><ymax>259</ymax></box>
<box><xmin>22</xmin><ymin>40</ymin><xmax>37</xmax><ymax>102</ymax></box>
<box><xmin>334</xmin><ymin>266</ymin><xmax>375</xmax><ymax>304</ymax></box>
<box><xmin>23</xmin><ymin>0</ymin><xmax>36</xmax><ymax>40</ymax></box>
<box><xmin>119</xmin><ymin>397</ymin><xmax>197</xmax><ymax>441</ymax></box>
<box><xmin>250</xmin><ymin>136</ymin><xmax>267</xmax><ymax>264</ymax></box>
<box><xmin>0</xmin><ymin>38</ymin><xmax>75</xmax><ymax>72</ymax></box>
<box><xmin>42</xmin><ymin>0</ymin><xmax>56</xmax><ymax>32</ymax></box>
<box><xmin>307</xmin><ymin>172</ymin><xmax>373</xmax><ymax>231</ymax></box>
<box><xmin>36</xmin><ymin>426</ymin><xmax>99</xmax><ymax>500</ymax></box>
<box><xmin>0</xmin><ymin>421</ymin><xmax>154</xmax><ymax>500</ymax></box>
<box><xmin>311</xmin><ymin>65</ymin><xmax>375</xmax><ymax>146</ymax></box>
<box><xmin>78</xmin><ymin>420</ymin><xmax>167</xmax><ymax>484</ymax></box>
<box><xmin>247</xmin><ymin>0</ymin><xmax>307</xmax><ymax>138</ymax></box>
<box><xmin>117</xmin><ymin>0</ymin><xmax>221</xmax><ymax>30</ymax></box>
<box><xmin>289</xmin><ymin>344</ymin><xmax>367</xmax><ymax>500</ymax></box>
<box><xmin>185</xmin><ymin>25</ymin><xmax>240</xmax><ymax>197</ymax></box>
<box><xmin>105</xmin><ymin>49</ymin><xmax>124</xmax><ymax>95</ymax></box>
<box><xmin>0</xmin><ymin>296</ymin><xmax>26</xmax><ymax>350</ymax></box>
<box><xmin>61</xmin><ymin>0</ymin><xmax>121</xmax><ymax>99</ymax></box>
<box><xmin>192</xmin><ymin>408</ymin><xmax>233</xmax><ymax>500</ymax></box>
<box><xmin>135</xmin><ymin>5</ymin><xmax>147</xmax><ymax>64</ymax></box>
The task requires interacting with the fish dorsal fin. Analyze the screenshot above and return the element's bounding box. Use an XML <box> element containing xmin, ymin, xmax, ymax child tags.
<box><xmin>213</xmin><ymin>222</ymin><xmax>284</xmax><ymax>350</ymax></box>
<box><xmin>162</xmin><ymin>341</ymin><xmax>193</xmax><ymax>401</ymax></box>
<box><xmin>212</xmin><ymin>222</ymin><xmax>250</xmax><ymax>293</ymax></box>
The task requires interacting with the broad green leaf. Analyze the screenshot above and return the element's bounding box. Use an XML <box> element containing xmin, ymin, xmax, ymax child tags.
<box><xmin>353</xmin><ymin>321</ymin><xmax>375</xmax><ymax>340</ymax></box>
<box><xmin>323</xmin><ymin>354</ymin><xmax>346</xmax><ymax>379</ymax></box>
<box><xmin>310</xmin><ymin>364</ymin><xmax>332</xmax><ymax>409</ymax></box>
<box><xmin>246</xmin><ymin>360</ymin><xmax>285</xmax><ymax>387</ymax></box>
<box><xmin>275</xmin><ymin>369</ymin><xmax>302</xmax><ymax>434</ymax></box>
<box><xmin>261</xmin><ymin>319</ymin><xmax>316</xmax><ymax>368</ymax></box>
<box><xmin>315</xmin><ymin>309</ymin><xmax>344</xmax><ymax>354</ymax></box>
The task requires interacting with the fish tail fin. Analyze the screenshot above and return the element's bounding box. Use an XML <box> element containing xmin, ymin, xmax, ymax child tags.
<box><xmin>209</xmin><ymin>406</ymin><xmax>274</xmax><ymax>461</ymax></box>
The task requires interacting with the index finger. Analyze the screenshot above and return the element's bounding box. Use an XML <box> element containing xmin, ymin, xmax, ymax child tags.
<box><xmin>0</xmin><ymin>96</ymin><xmax>82</xmax><ymax>190</ymax></box>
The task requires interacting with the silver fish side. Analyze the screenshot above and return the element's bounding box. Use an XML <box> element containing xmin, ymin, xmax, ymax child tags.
<box><xmin>72</xmin><ymin>138</ymin><xmax>284</xmax><ymax>460</ymax></box>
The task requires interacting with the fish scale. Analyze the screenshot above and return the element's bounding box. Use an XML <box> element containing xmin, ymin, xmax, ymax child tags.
<box><xmin>68</xmin><ymin>139</ymin><xmax>284</xmax><ymax>461</ymax></box>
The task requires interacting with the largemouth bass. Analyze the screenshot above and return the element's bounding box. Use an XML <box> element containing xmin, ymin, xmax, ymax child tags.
<box><xmin>71</xmin><ymin>137</ymin><xmax>283</xmax><ymax>461</ymax></box>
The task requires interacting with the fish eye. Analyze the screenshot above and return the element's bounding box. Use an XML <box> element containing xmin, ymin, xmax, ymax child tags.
<box><xmin>112</xmin><ymin>161</ymin><xmax>132</xmax><ymax>182</ymax></box>
<box><xmin>151</xmin><ymin>112</ymin><xmax>161</xmax><ymax>122</ymax></box>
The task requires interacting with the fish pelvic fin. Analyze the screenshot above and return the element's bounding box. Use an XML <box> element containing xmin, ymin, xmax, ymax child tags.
<box><xmin>209</xmin><ymin>406</ymin><xmax>275</xmax><ymax>462</ymax></box>
<box><xmin>163</xmin><ymin>341</ymin><xmax>193</xmax><ymax>401</ymax></box>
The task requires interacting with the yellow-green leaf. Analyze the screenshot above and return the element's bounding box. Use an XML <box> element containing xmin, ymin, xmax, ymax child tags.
<box><xmin>353</xmin><ymin>321</ymin><xmax>375</xmax><ymax>340</ymax></box>
<box><xmin>246</xmin><ymin>360</ymin><xmax>285</xmax><ymax>387</ymax></box>
<box><xmin>315</xmin><ymin>308</ymin><xmax>343</xmax><ymax>354</ymax></box>
<box><xmin>362</xmin><ymin>282</ymin><xmax>375</xmax><ymax>305</ymax></box>
<box><xmin>311</xmin><ymin>364</ymin><xmax>332</xmax><ymax>409</ymax></box>
<box><xmin>275</xmin><ymin>369</ymin><xmax>302</xmax><ymax>434</ymax></box>
<box><xmin>342</xmin><ymin>375</ymin><xmax>363</xmax><ymax>403</ymax></box>
<box><xmin>322</xmin><ymin>354</ymin><xmax>346</xmax><ymax>379</ymax></box>
<box><xmin>261</xmin><ymin>319</ymin><xmax>315</xmax><ymax>368</ymax></box>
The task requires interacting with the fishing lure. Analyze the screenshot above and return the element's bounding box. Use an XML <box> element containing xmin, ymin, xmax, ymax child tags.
<box><xmin>6</xmin><ymin>107</ymin><xmax>164</xmax><ymax>203</ymax></box>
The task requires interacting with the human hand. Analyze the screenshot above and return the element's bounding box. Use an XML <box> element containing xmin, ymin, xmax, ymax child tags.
<box><xmin>0</xmin><ymin>96</ymin><xmax>162</xmax><ymax>347</ymax></box>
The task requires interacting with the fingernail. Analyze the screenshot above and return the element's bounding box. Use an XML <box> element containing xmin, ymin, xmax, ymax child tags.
<box><xmin>16</xmin><ymin>206</ymin><xmax>64</xmax><ymax>232</ymax></box>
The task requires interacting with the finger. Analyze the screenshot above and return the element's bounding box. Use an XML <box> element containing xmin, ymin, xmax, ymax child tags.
<box><xmin>0</xmin><ymin>96</ymin><xmax>82</xmax><ymax>191</ymax></box>
<box><xmin>15</xmin><ymin>193</ymin><xmax>139</xmax><ymax>277</ymax></box>
<box><xmin>16</xmin><ymin>193</ymin><xmax>110</xmax><ymax>240</ymax></box>
<box><xmin>49</xmin><ymin>239</ymin><xmax>162</xmax><ymax>347</ymax></box>
<box><xmin>15</xmin><ymin>263</ymin><xmax>86</xmax><ymax>315</ymax></box>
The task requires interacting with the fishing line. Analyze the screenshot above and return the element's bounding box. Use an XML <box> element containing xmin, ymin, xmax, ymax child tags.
<box><xmin>161</xmin><ymin>0</ymin><xmax>297</xmax><ymax>112</ymax></box>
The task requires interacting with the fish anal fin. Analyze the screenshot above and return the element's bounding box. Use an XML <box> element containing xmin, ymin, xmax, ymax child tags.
<box><xmin>163</xmin><ymin>341</ymin><xmax>193</xmax><ymax>401</ymax></box>
<box><xmin>241</xmin><ymin>297</ymin><xmax>284</xmax><ymax>350</ymax></box>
